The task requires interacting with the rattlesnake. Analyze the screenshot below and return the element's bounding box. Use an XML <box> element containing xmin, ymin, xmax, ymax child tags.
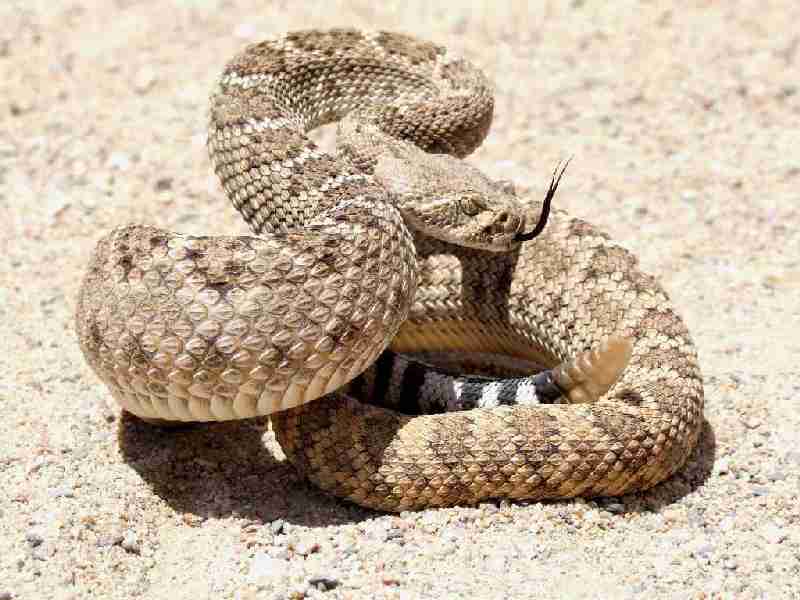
<box><xmin>75</xmin><ymin>29</ymin><xmax>704</xmax><ymax>512</ymax></box>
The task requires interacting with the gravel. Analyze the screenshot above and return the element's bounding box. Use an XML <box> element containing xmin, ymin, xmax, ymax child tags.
<box><xmin>2</xmin><ymin>1</ymin><xmax>799</xmax><ymax>599</ymax></box>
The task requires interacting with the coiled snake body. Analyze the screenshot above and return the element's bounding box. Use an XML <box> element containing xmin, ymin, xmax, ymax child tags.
<box><xmin>75</xmin><ymin>29</ymin><xmax>704</xmax><ymax>512</ymax></box>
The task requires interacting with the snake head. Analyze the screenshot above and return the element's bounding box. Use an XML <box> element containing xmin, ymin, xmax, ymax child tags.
<box><xmin>373</xmin><ymin>150</ymin><xmax>530</xmax><ymax>252</ymax></box>
<box><xmin>400</xmin><ymin>189</ymin><xmax>527</xmax><ymax>252</ymax></box>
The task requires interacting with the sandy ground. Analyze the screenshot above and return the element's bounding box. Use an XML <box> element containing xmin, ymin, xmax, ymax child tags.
<box><xmin>2</xmin><ymin>1</ymin><xmax>799</xmax><ymax>598</ymax></box>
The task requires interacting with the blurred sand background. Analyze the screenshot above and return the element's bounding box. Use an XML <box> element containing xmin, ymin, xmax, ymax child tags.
<box><xmin>1</xmin><ymin>1</ymin><xmax>798</xmax><ymax>598</ymax></box>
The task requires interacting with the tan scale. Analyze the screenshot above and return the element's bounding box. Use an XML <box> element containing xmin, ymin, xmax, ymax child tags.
<box><xmin>75</xmin><ymin>29</ymin><xmax>704</xmax><ymax>511</ymax></box>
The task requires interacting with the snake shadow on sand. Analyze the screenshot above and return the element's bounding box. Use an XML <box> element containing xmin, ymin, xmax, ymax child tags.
<box><xmin>117</xmin><ymin>413</ymin><xmax>714</xmax><ymax>526</ymax></box>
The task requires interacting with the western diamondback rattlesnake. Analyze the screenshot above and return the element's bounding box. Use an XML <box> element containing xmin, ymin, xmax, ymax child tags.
<box><xmin>75</xmin><ymin>29</ymin><xmax>704</xmax><ymax>512</ymax></box>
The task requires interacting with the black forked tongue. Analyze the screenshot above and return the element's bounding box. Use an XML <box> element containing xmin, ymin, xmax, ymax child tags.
<box><xmin>515</xmin><ymin>158</ymin><xmax>571</xmax><ymax>242</ymax></box>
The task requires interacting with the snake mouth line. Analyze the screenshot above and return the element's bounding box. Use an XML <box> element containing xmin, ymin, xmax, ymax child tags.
<box><xmin>515</xmin><ymin>158</ymin><xmax>571</xmax><ymax>243</ymax></box>
<box><xmin>486</xmin><ymin>214</ymin><xmax>524</xmax><ymax>240</ymax></box>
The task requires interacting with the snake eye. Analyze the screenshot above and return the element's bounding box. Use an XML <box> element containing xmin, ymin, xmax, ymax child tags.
<box><xmin>460</xmin><ymin>196</ymin><xmax>485</xmax><ymax>217</ymax></box>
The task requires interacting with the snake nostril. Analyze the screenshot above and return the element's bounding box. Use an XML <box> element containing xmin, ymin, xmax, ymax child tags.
<box><xmin>497</xmin><ymin>213</ymin><xmax>521</xmax><ymax>234</ymax></box>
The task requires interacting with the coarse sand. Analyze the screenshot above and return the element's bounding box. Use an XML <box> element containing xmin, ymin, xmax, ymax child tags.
<box><xmin>1</xmin><ymin>2</ymin><xmax>799</xmax><ymax>598</ymax></box>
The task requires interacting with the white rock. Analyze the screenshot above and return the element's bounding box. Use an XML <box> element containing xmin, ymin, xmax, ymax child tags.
<box><xmin>249</xmin><ymin>553</ymin><xmax>286</xmax><ymax>580</ymax></box>
<box><xmin>133</xmin><ymin>66</ymin><xmax>157</xmax><ymax>93</ymax></box>
<box><xmin>107</xmin><ymin>152</ymin><xmax>131</xmax><ymax>171</ymax></box>
<box><xmin>761</xmin><ymin>523</ymin><xmax>785</xmax><ymax>545</ymax></box>
<box><xmin>234</xmin><ymin>23</ymin><xmax>257</xmax><ymax>39</ymax></box>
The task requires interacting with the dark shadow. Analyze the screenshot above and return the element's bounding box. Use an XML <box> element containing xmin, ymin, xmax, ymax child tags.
<box><xmin>117</xmin><ymin>412</ymin><xmax>380</xmax><ymax>527</ymax></box>
<box><xmin>119</xmin><ymin>411</ymin><xmax>715</xmax><ymax>521</ymax></box>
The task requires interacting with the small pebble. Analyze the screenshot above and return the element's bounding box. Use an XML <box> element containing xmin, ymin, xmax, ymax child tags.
<box><xmin>714</xmin><ymin>457</ymin><xmax>731</xmax><ymax>475</ymax></box>
<box><xmin>133</xmin><ymin>66</ymin><xmax>157</xmax><ymax>93</ymax></box>
<box><xmin>32</xmin><ymin>545</ymin><xmax>54</xmax><ymax>561</ymax></box>
<box><xmin>121</xmin><ymin>532</ymin><xmax>140</xmax><ymax>554</ymax></box>
<box><xmin>272</xmin><ymin>547</ymin><xmax>290</xmax><ymax>560</ymax></box>
<box><xmin>25</xmin><ymin>530</ymin><xmax>44</xmax><ymax>547</ymax></box>
<box><xmin>154</xmin><ymin>177</ymin><xmax>173</xmax><ymax>192</ymax></box>
<box><xmin>234</xmin><ymin>23</ymin><xmax>257</xmax><ymax>39</ymax></box>
<box><xmin>308</xmin><ymin>576</ymin><xmax>340</xmax><ymax>591</ymax></box>
<box><xmin>250</xmin><ymin>553</ymin><xmax>285</xmax><ymax>579</ymax></box>
<box><xmin>270</xmin><ymin>519</ymin><xmax>285</xmax><ymax>536</ymax></box>
<box><xmin>718</xmin><ymin>517</ymin><xmax>736</xmax><ymax>533</ymax></box>
<box><xmin>687</xmin><ymin>509</ymin><xmax>706</xmax><ymax>528</ymax></box>
<box><xmin>49</xmin><ymin>485</ymin><xmax>74</xmax><ymax>498</ymax></box>
<box><xmin>479</xmin><ymin>502</ymin><xmax>499</xmax><ymax>514</ymax></box>
<box><xmin>384</xmin><ymin>527</ymin><xmax>404</xmax><ymax>542</ymax></box>
<box><xmin>694</xmin><ymin>542</ymin><xmax>715</xmax><ymax>560</ymax></box>
<box><xmin>107</xmin><ymin>152</ymin><xmax>131</xmax><ymax>171</ymax></box>
<box><xmin>96</xmin><ymin>534</ymin><xmax>123</xmax><ymax>548</ymax></box>
<box><xmin>762</xmin><ymin>524</ymin><xmax>785</xmax><ymax>545</ymax></box>
<box><xmin>293</xmin><ymin>538</ymin><xmax>320</xmax><ymax>556</ymax></box>
<box><xmin>766</xmin><ymin>470</ymin><xmax>786</xmax><ymax>482</ymax></box>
